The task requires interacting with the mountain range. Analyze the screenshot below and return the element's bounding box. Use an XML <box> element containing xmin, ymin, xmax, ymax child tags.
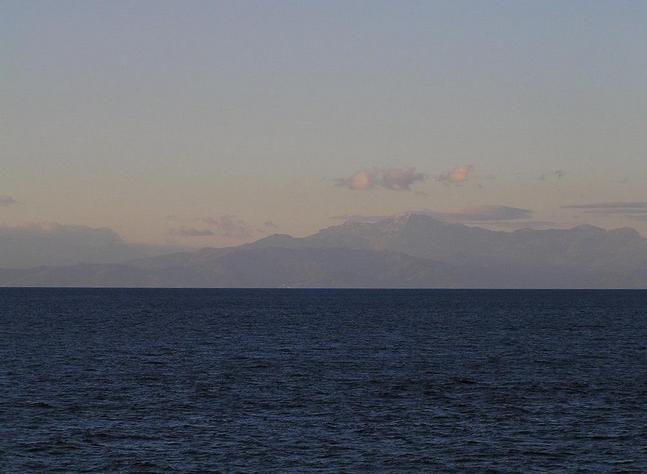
<box><xmin>2</xmin><ymin>215</ymin><xmax>647</xmax><ymax>288</ymax></box>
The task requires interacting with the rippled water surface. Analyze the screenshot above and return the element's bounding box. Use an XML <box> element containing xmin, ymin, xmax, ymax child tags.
<box><xmin>1</xmin><ymin>289</ymin><xmax>647</xmax><ymax>472</ymax></box>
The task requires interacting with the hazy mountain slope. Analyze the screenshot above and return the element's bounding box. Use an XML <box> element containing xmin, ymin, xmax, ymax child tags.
<box><xmin>242</xmin><ymin>214</ymin><xmax>647</xmax><ymax>287</ymax></box>
<box><xmin>0</xmin><ymin>247</ymin><xmax>455</xmax><ymax>288</ymax></box>
<box><xmin>0</xmin><ymin>224</ymin><xmax>177</xmax><ymax>268</ymax></box>
<box><xmin>2</xmin><ymin>214</ymin><xmax>647</xmax><ymax>288</ymax></box>
<box><xmin>128</xmin><ymin>247</ymin><xmax>233</xmax><ymax>270</ymax></box>
<box><xmin>303</xmin><ymin>215</ymin><xmax>647</xmax><ymax>268</ymax></box>
<box><xmin>0</xmin><ymin>264</ymin><xmax>155</xmax><ymax>287</ymax></box>
<box><xmin>206</xmin><ymin>247</ymin><xmax>454</xmax><ymax>288</ymax></box>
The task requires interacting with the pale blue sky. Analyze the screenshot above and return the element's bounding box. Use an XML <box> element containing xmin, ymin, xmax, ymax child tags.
<box><xmin>2</xmin><ymin>1</ymin><xmax>647</xmax><ymax>244</ymax></box>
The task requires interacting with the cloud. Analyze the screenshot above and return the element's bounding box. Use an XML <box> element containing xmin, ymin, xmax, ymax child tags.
<box><xmin>336</xmin><ymin>167</ymin><xmax>426</xmax><ymax>191</ymax></box>
<box><xmin>330</xmin><ymin>214</ymin><xmax>391</xmax><ymax>223</ymax></box>
<box><xmin>332</xmin><ymin>206</ymin><xmax>532</xmax><ymax>224</ymax></box>
<box><xmin>0</xmin><ymin>223</ymin><xmax>123</xmax><ymax>244</ymax></box>
<box><xmin>170</xmin><ymin>215</ymin><xmax>263</xmax><ymax>241</ymax></box>
<box><xmin>380</xmin><ymin>168</ymin><xmax>426</xmax><ymax>190</ymax></box>
<box><xmin>200</xmin><ymin>215</ymin><xmax>255</xmax><ymax>240</ymax></box>
<box><xmin>169</xmin><ymin>227</ymin><xmax>215</xmax><ymax>237</ymax></box>
<box><xmin>436</xmin><ymin>165</ymin><xmax>474</xmax><ymax>185</ymax></box>
<box><xmin>561</xmin><ymin>202</ymin><xmax>647</xmax><ymax>221</ymax></box>
<box><xmin>488</xmin><ymin>220</ymin><xmax>567</xmax><ymax>230</ymax></box>
<box><xmin>622</xmin><ymin>214</ymin><xmax>647</xmax><ymax>222</ymax></box>
<box><xmin>0</xmin><ymin>195</ymin><xmax>17</xmax><ymax>206</ymax></box>
<box><xmin>0</xmin><ymin>223</ymin><xmax>173</xmax><ymax>268</ymax></box>
<box><xmin>264</xmin><ymin>221</ymin><xmax>278</xmax><ymax>229</ymax></box>
<box><xmin>540</xmin><ymin>169</ymin><xmax>566</xmax><ymax>182</ymax></box>
<box><xmin>336</xmin><ymin>170</ymin><xmax>377</xmax><ymax>190</ymax></box>
<box><xmin>562</xmin><ymin>202</ymin><xmax>647</xmax><ymax>210</ymax></box>
<box><xmin>435</xmin><ymin>206</ymin><xmax>532</xmax><ymax>222</ymax></box>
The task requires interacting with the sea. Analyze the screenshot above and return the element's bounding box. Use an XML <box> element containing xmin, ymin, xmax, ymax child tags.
<box><xmin>1</xmin><ymin>288</ymin><xmax>646</xmax><ymax>473</ymax></box>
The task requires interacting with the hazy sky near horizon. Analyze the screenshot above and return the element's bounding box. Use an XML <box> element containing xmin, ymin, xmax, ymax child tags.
<box><xmin>2</xmin><ymin>0</ymin><xmax>647</xmax><ymax>245</ymax></box>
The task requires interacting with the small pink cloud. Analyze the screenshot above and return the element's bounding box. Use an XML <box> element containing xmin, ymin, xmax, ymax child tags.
<box><xmin>336</xmin><ymin>170</ymin><xmax>378</xmax><ymax>190</ymax></box>
<box><xmin>437</xmin><ymin>165</ymin><xmax>474</xmax><ymax>185</ymax></box>
<box><xmin>336</xmin><ymin>167</ymin><xmax>425</xmax><ymax>191</ymax></box>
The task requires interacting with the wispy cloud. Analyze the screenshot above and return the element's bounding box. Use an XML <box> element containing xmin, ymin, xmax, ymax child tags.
<box><xmin>380</xmin><ymin>168</ymin><xmax>426</xmax><ymax>190</ymax></box>
<box><xmin>539</xmin><ymin>169</ymin><xmax>566</xmax><ymax>182</ymax></box>
<box><xmin>0</xmin><ymin>223</ymin><xmax>173</xmax><ymax>268</ymax></box>
<box><xmin>330</xmin><ymin>214</ymin><xmax>391</xmax><ymax>223</ymax></box>
<box><xmin>0</xmin><ymin>222</ymin><xmax>123</xmax><ymax>242</ymax></box>
<box><xmin>169</xmin><ymin>215</ymin><xmax>266</xmax><ymax>241</ymax></box>
<box><xmin>436</xmin><ymin>165</ymin><xmax>474</xmax><ymax>185</ymax></box>
<box><xmin>0</xmin><ymin>195</ymin><xmax>17</xmax><ymax>206</ymax></box>
<box><xmin>562</xmin><ymin>202</ymin><xmax>647</xmax><ymax>221</ymax></box>
<box><xmin>562</xmin><ymin>202</ymin><xmax>647</xmax><ymax>210</ymax></box>
<box><xmin>434</xmin><ymin>205</ymin><xmax>532</xmax><ymax>222</ymax></box>
<box><xmin>332</xmin><ymin>205</ymin><xmax>532</xmax><ymax>224</ymax></box>
<box><xmin>489</xmin><ymin>220</ymin><xmax>567</xmax><ymax>230</ymax></box>
<box><xmin>200</xmin><ymin>215</ymin><xmax>255</xmax><ymax>240</ymax></box>
<box><xmin>169</xmin><ymin>227</ymin><xmax>215</xmax><ymax>237</ymax></box>
<box><xmin>336</xmin><ymin>167</ymin><xmax>426</xmax><ymax>191</ymax></box>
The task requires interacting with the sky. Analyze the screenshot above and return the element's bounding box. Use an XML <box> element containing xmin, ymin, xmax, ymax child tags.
<box><xmin>2</xmin><ymin>0</ymin><xmax>647</xmax><ymax>246</ymax></box>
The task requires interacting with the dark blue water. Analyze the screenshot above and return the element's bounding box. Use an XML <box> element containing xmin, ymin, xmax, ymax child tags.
<box><xmin>1</xmin><ymin>289</ymin><xmax>646</xmax><ymax>472</ymax></box>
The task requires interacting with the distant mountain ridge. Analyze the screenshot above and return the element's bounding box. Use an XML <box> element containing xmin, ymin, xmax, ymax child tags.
<box><xmin>2</xmin><ymin>215</ymin><xmax>647</xmax><ymax>288</ymax></box>
<box><xmin>0</xmin><ymin>223</ymin><xmax>176</xmax><ymax>268</ymax></box>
